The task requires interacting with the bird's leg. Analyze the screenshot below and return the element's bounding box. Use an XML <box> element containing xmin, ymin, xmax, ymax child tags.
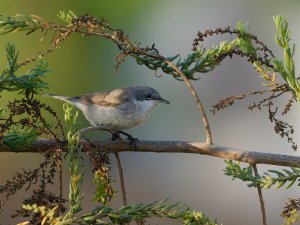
<box><xmin>109</xmin><ymin>130</ymin><xmax>137</xmax><ymax>148</ymax></box>
<box><xmin>111</xmin><ymin>130</ymin><xmax>121</xmax><ymax>141</ymax></box>
<box><xmin>80</xmin><ymin>125</ymin><xmax>109</xmax><ymax>148</ymax></box>
<box><xmin>117</xmin><ymin>130</ymin><xmax>138</xmax><ymax>148</ymax></box>
<box><xmin>80</xmin><ymin>125</ymin><xmax>104</xmax><ymax>133</ymax></box>
<box><xmin>81</xmin><ymin>134</ymin><xmax>97</xmax><ymax>149</ymax></box>
<box><xmin>80</xmin><ymin>125</ymin><xmax>137</xmax><ymax>148</ymax></box>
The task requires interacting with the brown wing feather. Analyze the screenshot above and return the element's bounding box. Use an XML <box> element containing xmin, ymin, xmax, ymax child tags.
<box><xmin>78</xmin><ymin>88</ymin><xmax>130</xmax><ymax>107</ymax></box>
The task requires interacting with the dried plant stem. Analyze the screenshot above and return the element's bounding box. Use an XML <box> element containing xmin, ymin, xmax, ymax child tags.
<box><xmin>19</xmin><ymin>48</ymin><xmax>55</xmax><ymax>67</ymax></box>
<box><xmin>253</xmin><ymin>164</ymin><xmax>267</xmax><ymax>225</ymax></box>
<box><xmin>59</xmin><ymin>161</ymin><xmax>63</xmax><ymax>208</ymax></box>
<box><xmin>165</xmin><ymin>60</ymin><xmax>213</xmax><ymax>145</ymax></box>
<box><xmin>114</xmin><ymin>152</ymin><xmax>127</xmax><ymax>206</ymax></box>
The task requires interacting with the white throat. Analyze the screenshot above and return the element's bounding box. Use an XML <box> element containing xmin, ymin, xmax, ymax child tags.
<box><xmin>134</xmin><ymin>99</ymin><xmax>158</xmax><ymax>112</ymax></box>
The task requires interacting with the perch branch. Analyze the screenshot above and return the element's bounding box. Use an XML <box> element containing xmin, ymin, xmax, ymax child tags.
<box><xmin>2</xmin><ymin>139</ymin><xmax>300</xmax><ymax>168</ymax></box>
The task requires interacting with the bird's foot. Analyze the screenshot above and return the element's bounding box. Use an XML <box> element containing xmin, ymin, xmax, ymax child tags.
<box><xmin>80</xmin><ymin>126</ymin><xmax>138</xmax><ymax>149</ymax></box>
<box><xmin>111</xmin><ymin>131</ymin><xmax>121</xmax><ymax>141</ymax></box>
<box><xmin>111</xmin><ymin>130</ymin><xmax>138</xmax><ymax>149</ymax></box>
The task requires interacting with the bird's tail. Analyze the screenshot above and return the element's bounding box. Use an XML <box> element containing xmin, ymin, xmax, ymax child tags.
<box><xmin>44</xmin><ymin>93</ymin><xmax>72</xmax><ymax>102</ymax></box>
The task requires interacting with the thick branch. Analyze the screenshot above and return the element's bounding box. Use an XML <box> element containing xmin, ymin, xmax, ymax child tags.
<box><xmin>1</xmin><ymin>139</ymin><xmax>300</xmax><ymax>168</ymax></box>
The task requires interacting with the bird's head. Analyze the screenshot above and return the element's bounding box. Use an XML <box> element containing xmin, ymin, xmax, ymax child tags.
<box><xmin>133</xmin><ymin>86</ymin><xmax>169</xmax><ymax>105</ymax></box>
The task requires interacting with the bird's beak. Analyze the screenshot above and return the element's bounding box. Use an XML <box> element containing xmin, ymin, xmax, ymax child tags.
<box><xmin>157</xmin><ymin>98</ymin><xmax>170</xmax><ymax>104</ymax></box>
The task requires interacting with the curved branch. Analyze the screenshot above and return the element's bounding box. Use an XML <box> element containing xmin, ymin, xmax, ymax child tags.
<box><xmin>165</xmin><ymin>61</ymin><xmax>213</xmax><ymax>144</ymax></box>
<box><xmin>2</xmin><ymin>139</ymin><xmax>300</xmax><ymax>168</ymax></box>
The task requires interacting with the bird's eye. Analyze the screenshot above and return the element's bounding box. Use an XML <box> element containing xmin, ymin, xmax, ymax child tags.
<box><xmin>146</xmin><ymin>94</ymin><xmax>152</xmax><ymax>99</ymax></box>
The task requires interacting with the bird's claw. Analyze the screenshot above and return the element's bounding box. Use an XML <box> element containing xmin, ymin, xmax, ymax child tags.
<box><xmin>111</xmin><ymin>131</ymin><xmax>121</xmax><ymax>141</ymax></box>
<box><xmin>111</xmin><ymin>130</ymin><xmax>138</xmax><ymax>149</ymax></box>
<box><xmin>127</xmin><ymin>135</ymin><xmax>138</xmax><ymax>149</ymax></box>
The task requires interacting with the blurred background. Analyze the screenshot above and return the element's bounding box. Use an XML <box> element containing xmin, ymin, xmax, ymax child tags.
<box><xmin>0</xmin><ymin>0</ymin><xmax>300</xmax><ymax>224</ymax></box>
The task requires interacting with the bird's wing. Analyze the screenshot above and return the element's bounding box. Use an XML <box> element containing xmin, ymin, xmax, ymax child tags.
<box><xmin>78</xmin><ymin>89</ymin><xmax>130</xmax><ymax>107</ymax></box>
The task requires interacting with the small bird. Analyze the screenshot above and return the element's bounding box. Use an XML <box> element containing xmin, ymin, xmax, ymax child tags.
<box><xmin>48</xmin><ymin>86</ymin><xmax>169</xmax><ymax>141</ymax></box>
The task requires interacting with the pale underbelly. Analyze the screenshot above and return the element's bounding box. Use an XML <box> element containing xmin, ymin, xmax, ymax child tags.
<box><xmin>84</xmin><ymin>105</ymin><xmax>149</xmax><ymax>130</ymax></box>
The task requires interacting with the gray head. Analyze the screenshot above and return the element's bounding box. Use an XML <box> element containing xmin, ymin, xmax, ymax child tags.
<box><xmin>130</xmin><ymin>86</ymin><xmax>169</xmax><ymax>104</ymax></box>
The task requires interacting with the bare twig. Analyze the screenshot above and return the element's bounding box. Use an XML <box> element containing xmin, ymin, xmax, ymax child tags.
<box><xmin>253</xmin><ymin>164</ymin><xmax>267</xmax><ymax>225</ymax></box>
<box><xmin>3</xmin><ymin>139</ymin><xmax>300</xmax><ymax>168</ymax></box>
<box><xmin>59</xmin><ymin>161</ymin><xmax>63</xmax><ymax>208</ymax></box>
<box><xmin>165</xmin><ymin>61</ymin><xmax>213</xmax><ymax>144</ymax></box>
<box><xmin>211</xmin><ymin>84</ymin><xmax>288</xmax><ymax>114</ymax></box>
<box><xmin>114</xmin><ymin>153</ymin><xmax>127</xmax><ymax>206</ymax></box>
